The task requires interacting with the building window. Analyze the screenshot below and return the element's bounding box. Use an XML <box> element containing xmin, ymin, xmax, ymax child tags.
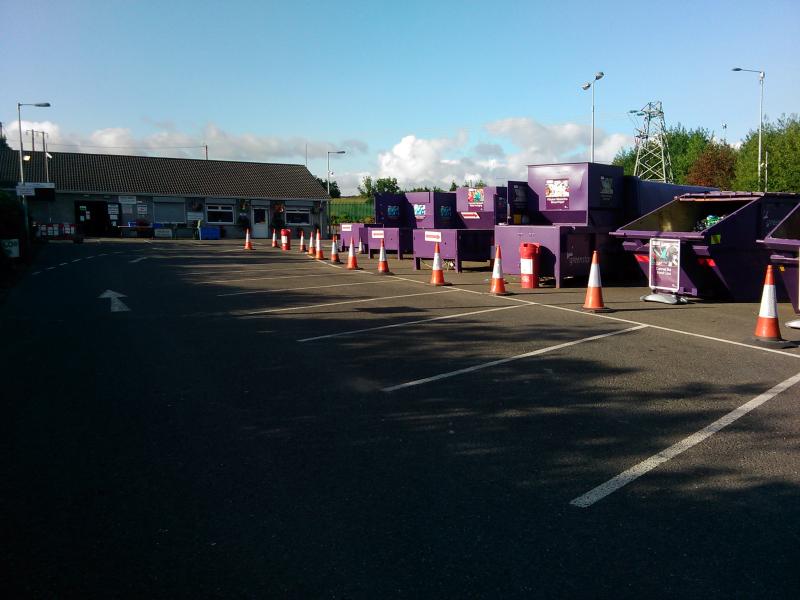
<box><xmin>206</xmin><ymin>204</ymin><xmax>235</xmax><ymax>224</ymax></box>
<box><xmin>285</xmin><ymin>209</ymin><xmax>311</xmax><ymax>225</ymax></box>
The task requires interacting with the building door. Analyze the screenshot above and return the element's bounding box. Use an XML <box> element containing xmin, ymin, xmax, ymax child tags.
<box><xmin>251</xmin><ymin>207</ymin><xmax>268</xmax><ymax>238</ymax></box>
<box><xmin>75</xmin><ymin>201</ymin><xmax>112</xmax><ymax>237</ymax></box>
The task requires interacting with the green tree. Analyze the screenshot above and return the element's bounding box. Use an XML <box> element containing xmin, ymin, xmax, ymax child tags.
<box><xmin>449</xmin><ymin>181</ymin><xmax>458</xmax><ymax>191</ymax></box>
<box><xmin>315</xmin><ymin>176</ymin><xmax>341</xmax><ymax>198</ymax></box>
<box><xmin>462</xmin><ymin>179</ymin><xmax>486</xmax><ymax>188</ymax></box>
<box><xmin>357</xmin><ymin>176</ymin><xmax>401</xmax><ymax>200</ymax></box>
<box><xmin>733</xmin><ymin>115</ymin><xmax>800</xmax><ymax>193</ymax></box>
<box><xmin>613</xmin><ymin>125</ymin><xmax>712</xmax><ymax>184</ymax></box>
<box><xmin>686</xmin><ymin>142</ymin><xmax>737</xmax><ymax>189</ymax></box>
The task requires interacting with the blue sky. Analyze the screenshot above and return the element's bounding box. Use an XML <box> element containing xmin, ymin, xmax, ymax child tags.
<box><xmin>2</xmin><ymin>0</ymin><xmax>798</xmax><ymax>194</ymax></box>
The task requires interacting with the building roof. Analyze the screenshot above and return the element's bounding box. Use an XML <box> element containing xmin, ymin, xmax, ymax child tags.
<box><xmin>0</xmin><ymin>149</ymin><xmax>328</xmax><ymax>200</ymax></box>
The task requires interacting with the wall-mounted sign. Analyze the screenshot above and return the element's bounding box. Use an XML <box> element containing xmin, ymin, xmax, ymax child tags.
<box><xmin>461</xmin><ymin>212</ymin><xmax>480</xmax><ymax>219</ymax></box>
<box><xmin>545</xmin><ymin>178</ymin><xmax>570</xmax><ymax>210</ymax></box>
<box><xmin>600</xmin><ymin>176</ymin><xmax>614</xmax><ymax>205</ymax></box>
<box><xmin>1</xmin><ymin>239</ymin><xmax>20</xmax><ymax>259</ymax></box>
<box><xmin>187</xmin><ymin>211</ymin><xmax>204</xmax><ymax>222</ymax></box>
<box><xmin>118</xmin><ymin>195</ymin><xmax>137</xmax><ymax>205</ymax></box>
<box><xmin>439</xmin><ymin>205</ymin><xmax>452</xmax><ymax>218</ymax></box>
<box><xmin>649</xmin><ymin>238</ymin><xmax>681</xmax><ymax>292</ymax></box>
<box><xmin>413</xmin><ymin>204</ymin><xmax>426</xmax><ymax>220</ymax></box>
<box><xmin>137</xmin><ymin>204</ymin><xmax>148</xmax><ymax>215</ymax></box>
<box><xmin>371</xmin><ymin>229</ymin><xmax>385</xmax><ymax>239</ymax></box>
<box><xmin>387</xmin><ymin>205</ymin><xmax>400</xmax><ymax>218</ymax></box>
<box><xmin>424</xmin><ymin>231</ymin><xmax>442</xmax><ymax>242</ymax></box>
<box><xmin>467</xmin><ymin>188</ymin><xmax>484</xmax><ymax>208</ymax></box>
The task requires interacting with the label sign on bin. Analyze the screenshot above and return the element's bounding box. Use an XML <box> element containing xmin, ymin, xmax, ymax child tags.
<box><xmin>649</xmin><ymin>238</ymin><xmax>681</xmax><ymax>292</ymax></box>
<box><xmin>371</xmin><ymin>229</ymin><xmax>385</xmax><ymax>239</ymax></box>
<box><xmin>424</xmin><ymin>231</ymin><xmax>442</xmax><ymax>242</ymax></box>
<box><xmin>341</xmin><ymin>224</ymin><xmax>352</xmax><ymax>232</ymax></box>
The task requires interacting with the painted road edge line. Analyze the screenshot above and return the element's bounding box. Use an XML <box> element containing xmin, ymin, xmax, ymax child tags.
<box><xmin>569</xmin><ymin>370</ymin><xmax>800</xmax><ymax>509</ymax></box>
<box><xmin>382</xmin><ymin>325</ymin><xmax>647</xmax><ymax>392</ymax></box>
<box><xmin>243</xmin><ymin>288</ymin><xmax>460</xmax><ymax>315</ymax></box>
<box><xmin>298</xmin><ymin>304</ymin><xmax>527</xmax><ymax>342</ymax></box>
<box><xmin>219</xmin><ymin>279</ymin><xmax>394</xmax><ymax>297</ymax></box>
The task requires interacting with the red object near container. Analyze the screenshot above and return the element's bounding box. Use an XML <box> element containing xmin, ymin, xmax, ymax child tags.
<box><xmin>519</xmin><ymin>242</ymin><xmax>540</xmax><ymax>288</ymax></box>
<box><xmin>280</xmin><ymin>228</ymin><xmax>291</xmax><ymax>251</ymax></box>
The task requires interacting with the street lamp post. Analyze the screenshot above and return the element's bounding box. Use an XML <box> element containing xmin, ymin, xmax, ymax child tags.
<box><xmin>327</xmin><ymin>150</ymin><xmax>346</xmax><ymax>195</ymax></box>
<box><xmin>17</xmin><ymin>102</ymin><xmax>51</xmax><ymax>246</ymax></box>
<box><xmin>732</xmin><ymin>67</ymin><xmax>765</xmax><ymax>189</ymax></box>
<box><xmin>581</xmin><ymin>72</ymin><xmax>604</xmax><ymax>162</ymax></box>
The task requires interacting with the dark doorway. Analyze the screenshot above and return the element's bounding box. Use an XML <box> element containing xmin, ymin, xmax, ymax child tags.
<box><xmin>75</xmin><ymin>201</ymin><xmax>112</xmax><ymax>237</ymax></box>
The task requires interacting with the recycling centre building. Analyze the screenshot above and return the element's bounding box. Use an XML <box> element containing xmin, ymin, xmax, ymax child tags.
<box><xmin>0</xmin><ymin>149</ymin><xmax>330</xmax><ymax>240</ymax></box>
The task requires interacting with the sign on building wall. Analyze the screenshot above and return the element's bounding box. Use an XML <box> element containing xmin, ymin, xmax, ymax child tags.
<box><xmin>1</xmin><ymin>239</ymin><xmax>20</xmax><ymax>258</ymax></box>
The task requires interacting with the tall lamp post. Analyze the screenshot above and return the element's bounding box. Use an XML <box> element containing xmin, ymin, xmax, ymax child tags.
<box><xmin>326</xmin><ymin>150</ymin><xmax>345</xmax><ymax>195</ymax></box>
<box><xmin>581</xmin><ymin>72</ymin><xmax>604</xmax><ymax>162</ymax></box>
<box><xmin>732</xmin><ymin>67</ymin><xmax>765</xmax><ymax>189</ymax></box>
<box><xmin>17</xmin><ymin>101</ymin><xmax>51</xmax><ymax>245</ymax></box>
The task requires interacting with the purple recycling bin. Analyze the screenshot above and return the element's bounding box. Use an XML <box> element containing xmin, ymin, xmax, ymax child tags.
<box><xmin>613</xmin><ymin>191</ymin><xmax>799</xmax><ymax>300</ymax></box>
<box><xmin>456</xmin><ymin>186</ymin><xmax>508</xmax><ymax>229</ymax></box>
<box><xmin>761</xmin><ymin>202</ymin><xmax>800</xmax><ymax>312</ymax></box>
<box><xmin>339</xmin><ymin>223</ymin><xmax>373</xmax><ymax>253</ymax></box>
<box><xmin>412</xmin><ymin>229</ymin><xmax>495</xmax><ymax>273</ymax></box>
<box><xmin>366</xmin><ymin>226</ymin><xmax>414</xmax><ymax>259</ymax></box>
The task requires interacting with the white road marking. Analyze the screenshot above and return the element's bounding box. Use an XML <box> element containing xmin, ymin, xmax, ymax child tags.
<box><xmin>383</xmin><ymin>325</ymin><xmax>647</xmax><ymax>392</ymax></box>
<box><xmin>98</xmin><ymin>289</ymin><xmax>131</xmax><ymax>313</ymax></box>
<box><xmin>86</xmin><ymin>256</ymin><xmax>95</xmax><ymax>259</ymax></box>
<box><xmin>570</xmin><ymin>370</ymin><xmax>800</xmax><ymax>508</ymax></box>
<box><xmin>495</xmin><ymin>294</ymin><xmax>800</xmax><ymax>360</ymax></box>
<box><xmin>298</xmin><ymin>304</ymin><xmax>527</xmax><ymax>342</ymax></box>
<box><xmin>129</xmin><ymin>257</ymin><xmax>148</xmax><ymax>263</ymax></box>
<box><xmin>184</xmin><ymin>266</ymin><xmax>322</xmax><ymax>275</ymax></box>
<box><xmin>32</xmin><ymin>271</ymin><xmax>40</xmax><ymax>276</ymax></box>
<box><xmin>46</xmin><ymin>266</ymin><xmax>55</xmax><ymax>270</ymax></box>
<box><xmin>72</xmin><ymin>259</ymin><xmax>81</xmax><ymax>263</ymax></box>
<box><xmin>59</xmin><ymin>262</ymin><xmax>68</xmax><ymax>266</ymax></box>
<box><xmin>202</xmin><ymin>272</ymin><xmax>353</xmax><ymax>284</ymax></box>
<box><xmin>244</xmin><ymin>289</ymin><xmax>459</xmax><ymax>315</ymax></box>
<box><xmin>218</xmin><ymin>279</ymin><xmax>394</xmax><ymax>297</ymax></box>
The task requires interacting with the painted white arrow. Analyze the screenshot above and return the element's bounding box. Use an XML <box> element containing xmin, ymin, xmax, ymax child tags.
<box><xmin>98</xmin><ymin>289</ymin><xmax>131</xmax><ymax>313</ymax></box>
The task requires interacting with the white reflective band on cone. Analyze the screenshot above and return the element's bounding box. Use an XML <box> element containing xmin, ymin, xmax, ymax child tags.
<box><xmin>433</xmin><ymin>252</ymin><xmax>443</xmax><ymax>271</ymax></box>
<box><xmin>759</xmin><ymin>284</ymin><xmax>777</xmax><ymax>318</ymax></box>
<box><xmin>588</xmin><ymin>263</ymin><xmax>602</xmax><ymax>288</ymax></box>
<box><xmin>520</xmin><ymin>258</ymin><xmax>533</xmax><ymax>275</ymax></box>
<box><xmin>492</xmin><ymin>258</ymin><xmax>503</xmax><ymax>279</ymax></box>
<box><xmin>379</xmin><ymin>246</ymin><xmax>387</xmax><ymax>261</ymax></box>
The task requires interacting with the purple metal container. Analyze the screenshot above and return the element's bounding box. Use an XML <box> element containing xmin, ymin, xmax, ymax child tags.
<box><xmin>761</xmin><ymin>203</ymin><xmax>800</xmax><ymax>312</ymax></box>
<box><xmin>412</xmin><ymin>229</ymin><xmax>495</xmax><ymax>272</ymax></box>
<box><xmin>366</xmin><ymin>226</ymin><xmax>414</xmax><ymax>259</ymax></box>
<box><xmin>339</xmin><ymin>223</ymin><xmax>372</xmax><ymax>252</ymax></box>
<box><xmin>406</xmin><ymin>191</ymin><xmax>458</xmax><ymax>229</ymax></box>
<box><xmin>374</xmin><ymin>194</ymin><xmax>415</xmax><ymax>228</ymax></box>
<box><xmin>612</xmin><ymin>191</ymin><xmax>799</xmax><ymax>300</ymax></box>
<box><xmin>456</xmin><ymin>186</ymin><xmax>507</xmax><ymax>229</ymax></box>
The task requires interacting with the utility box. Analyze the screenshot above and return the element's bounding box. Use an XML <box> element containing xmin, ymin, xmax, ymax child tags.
<box><xmin>613</xmin><ymin>191</ymin><xmax>799</xmax><ymax>300</ymax></box>
<box><xmin>406</xmin><ymin>191</ymin><xmax>458</xmax><ymax>229</ymax></box>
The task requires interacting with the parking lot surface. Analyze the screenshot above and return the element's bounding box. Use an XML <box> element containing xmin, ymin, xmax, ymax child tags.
<box><xmin>3</xmin><ymin>239</ymin><xmax>800</xmax><ymax>597</ymax></box>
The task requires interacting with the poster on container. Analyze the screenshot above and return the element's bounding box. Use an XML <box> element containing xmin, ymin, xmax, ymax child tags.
<box><xmin>544</xmin><ymin>179</ymin><xmax>570</xmax><ymax>210</ymax></box>
<box><xmin>413</xmin><ymin>204</ymin><xmax>426</xmax><ymax>220</ymax></box>
<box><xmin>387</xmin><ymin>205</ymin><xmax>400</xmax><ymax>218</ymax></box>
<box><xmin>467</xmin><ymin>188</ymin><xmax>484</xmax><ymax>209</ymax></box>
<box><xmin>649</xmin><ymin>238</ymin><xmax>681</xmax><ymax>292</ymax></box>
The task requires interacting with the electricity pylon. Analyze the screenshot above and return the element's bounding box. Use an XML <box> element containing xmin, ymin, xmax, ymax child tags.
<box><xmin>631</xmin><ymin>101</ymin><xmax>674</xmax><ymax>183</ymax></box>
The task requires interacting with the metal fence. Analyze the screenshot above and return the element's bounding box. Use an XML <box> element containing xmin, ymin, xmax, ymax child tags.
<box><xmin>328</xmin><ymin>200</ymin><xmax>374</xmax><ymax>224</ymax></box>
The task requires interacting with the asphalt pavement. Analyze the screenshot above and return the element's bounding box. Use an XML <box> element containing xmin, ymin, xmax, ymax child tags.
<box><xmin>3</xmin><ymin>239</ymin><xmax>800</xmax><ymax>598</ymax></box>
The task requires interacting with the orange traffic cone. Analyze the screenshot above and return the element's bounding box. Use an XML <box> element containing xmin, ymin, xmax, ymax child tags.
<box><xmin>271</xmin><ymin>229</ymin><xmax>278</xmax><ymax>248</ymax></box>
<box><xmin>346</xmin><ymin>237</ymin><xmax>361</xmax><ymax>270</ymax></box>
<box><xmin>308</xmin><ymin>231</ymin><xmax>317</xmax><ymax>257</ymax></box>
<box><xmin>244</xmin><ymin>228</ymin><xmax>254</xmax><ymax>250</ymax></box>
<box><xmin>489</xmin><ymin>245</ymin><xmax>508</xmax><ymax>295</ymax></box>
<box><xmin>315</xmin><ymin>231</ymin><xmax>325</xmax><ymax>260</ymax></box>
<box><xmin>299</xmin><ymin>230</ymin><xmax>306</xmax><ymax>253</ymax></box>
<box><xmin>330</xmin><ymin>235</ymin><xmax>341</xmax><ymax>264</ymax></box>
<box><xmin>376</xmin><ymin>239</ymin><xmax>393</xmax><ymax>275</ymax></box>
<box><xmin>754</xmin><ymin>265</ymin><xmax>789</xmax><ymax>345</ymax></box>
<box><xmin>430</xmin><ymin>242</ymin><xmax>449</xmax><ymax>286</ymax></box>
<box><xmin>582</xmin><ymin>251</ymin><xmax>611</xmax><ymax>312</ymax></box>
